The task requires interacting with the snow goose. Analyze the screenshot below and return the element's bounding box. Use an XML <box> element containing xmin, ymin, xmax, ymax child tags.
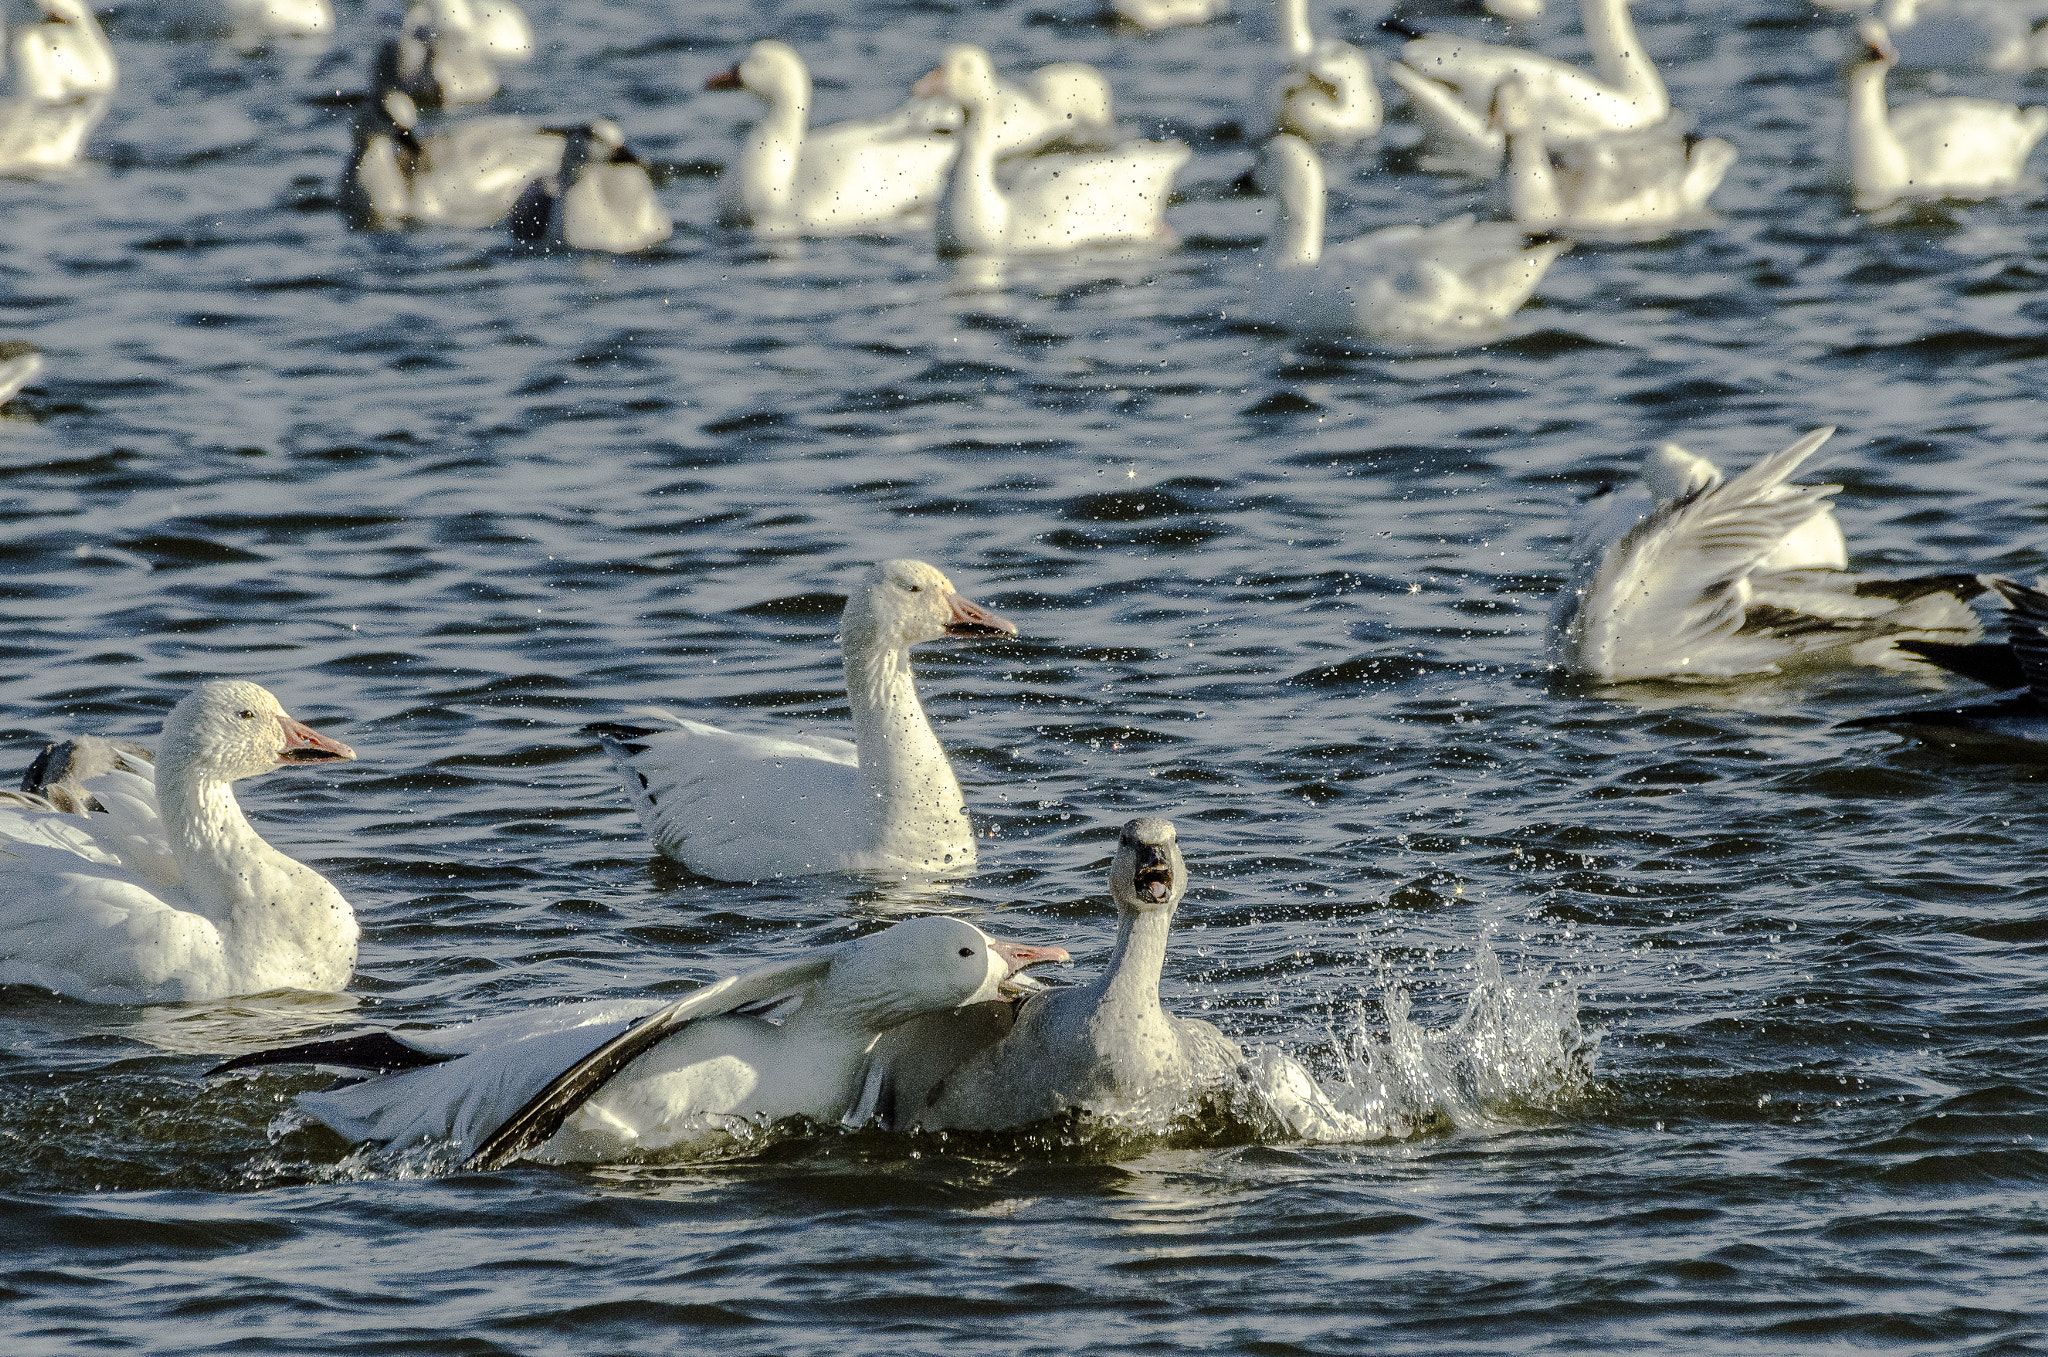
<box><xmin>1842</xmin><ymin>577</ymin><xmax>2048</xmax><ymax>752</ymax></box>
<box><xmin>896</xmin><ymin>59</ymin><xmax>1122</xmax><ymax>157</ymax></box>
<box><xmin>1113</xmin><ymin>0</ymin><xmax>1231</xmax><ymax>30</ymax></box>
<box><xmin>0</xmin><ymin>680</ymin><xmax>359</xmax><ymax>1005</ymax></box>
<box><xmin>894</xmin><ymin>818</ymin><xmax>1244</xmax><ymax>1131</ymax></box>
<box><xmin>508</xmin><ymin>119</ymin><xmax>672</xmax><ymax>253</ymax></box>
<box><xmin>595</xmin><ymin>560</ymin><xmax>1016</xmax><ymax>882</ymax></box>
<box><xmin>1385</xmin><ymin>0</ymin><xmax>1669</xmax><ymax>172</ymax></box>
<box><xmin>1847</xmin><ymin>20</ymin><xmax>2048</xmax><ymax>210</ymax></box>
<box><xmin>215</xmin><ymin>916</ymin><xmax>1068</xmax><ymax>1167</ymax></box>
<box><xmin>706</xmin><ymin>40</ymin><xmax>960</xmax><ymax>237</ymax></box>
<box><xmin>341</xmin><ymin>89</ymin><xmax>567</xmax><ymax>230</ymax></box>
<box><xmin>1552</xmin><ymin>427</ymin><xmax>1989</xmax><ymax>683</ymax></box>
<box><xmin>1268</xmin><ymin>0</ymin><xmax>1382</xmax><ymax>144</ymax></box>
<box><xmin>1253</xmin><ymin>134</ymin><xmax>1566</xmax><ymax>343</ymax></box>
<box><xmin>378</xmin><ymin>0</ymin><xmax>523</xmax><ymax>109</ymax></box>
<box><xmin>1493</xmin><ymin>75</ymin><xmax>1735</xmax><ymax>233</ymax></box>
<box><xmin>923</xmin><ymin>44</ymin><xmax>1188</xmax><ymax>256</ymax></box>
<box><xmin>0</xmin><ymin>0</ymin><xmax>112</xmax><ymax>172</ymax></box>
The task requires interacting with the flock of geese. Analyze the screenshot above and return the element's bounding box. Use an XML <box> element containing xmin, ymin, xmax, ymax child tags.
<box><xmin>1</xmin><ymin>0</ymin><xmax>2046</xmax><ymax>1164</ymax></box>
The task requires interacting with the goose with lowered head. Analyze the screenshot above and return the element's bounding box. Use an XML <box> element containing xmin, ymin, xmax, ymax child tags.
<box><xmin>1846</xmin><ymin>19</ymin><xmax>2048</xmax><ymax>210</ymax></box>
<box><xmin>216</xmin><ymin>916</ymin><xmax>1069</xmax><ymax>1167</ymax></box>
<box><xmin>1253</xmin><ymin>134</ymin><xmax>1566</xmax><ymax>343</ymax></box>
<box><xmin>0</xmin><ymin>680</ymin><xmax>359</xmax><ymax>1005</ymax></box>
<box><xmin>508</xmin><ymin>119</ymin><xmax>672</xmax><ymax>253</ymax></box>
<box><xmin>921</xmin><ymin>44</ymin><xmax>1188</xmax><ymax>256</ymax></box>
<box><xmin>1493</xmin><ymin>75</ymin><xmax>1736</xmax><ymax>234</ymax></box>
<box><xmin>594</xmin><ymin>560</ymin><xmax>1016</xmax><ymax>881</ymax></box>
<box><xmin>1552</xmin><ymin>427</ymin><xmax>1989</xmax><ymax>683</ymax></box>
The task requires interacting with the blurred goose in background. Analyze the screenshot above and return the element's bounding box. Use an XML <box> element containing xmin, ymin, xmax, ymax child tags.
<box><xmin>594</xmin><ymin>560</ymin><xmax>1016</xmax><ymax>881</ymax></box>
<box><xmin>1842</xmin><ymin>576</ymin><xmax>2048</xmax><ymax>751</ymax></box>
<box><xmin>1113</xmin><ymin>0</ymin><xmax>1231</xmax><ymax>30</ymax></box>
<box><xmin>342</xmin><ymin>89</ymin><xmax>566</xmax><ymax>230</ymax></box>
<box><xmin>1847</xmin><ymin>20</ymin><xmax>2048</xmax><ymax>210</ymax></box>
<box><xmin>895</xmin><ymin>59</ymin><xmax>1122</xmax><ymax>156</ymax></box>
<box><xmin>221</xmin><ymin>0</ymin><xmax>335</xmax><ymax>43</ymax></box>
<box><xmin>1385</xmin><ymin>0</ymin><xmax>1669</xmax><ymax>172</ymax></box>
<box><xmin>509</xmin><ymin>119</ymin><xmax>671</xmax><ymax>252</ymax></box>
<box><xmin>1253</xmin><ymin>134</ymin><xmax>1565</xmax><ymax>343</ymax></box>
<box><xmin>0</xmin><ymin>1</ymin><xmax>112</xmax><ymax>172</ymax></box>
<box><xmin>0</xmin><ymin>344</ymin><xmax>43</xmax><ymax>409</ymax></box>
<box><xmin>1268</xmin><ymin>0</ymin><xmax>1382</xmax><ymax>143</ymax></box>
<box><xmin>1493</xmin><ymin>76</ymin><xmax>1735</xmax><ymax>233</ymax></box>
<box><xmin>1553</xmin><ymin>427</ymin><xmax>1989</xmax><ymax>682</ymax></box>
<box><xmin>707</xmin><ymin>40</ymin><xmax>960</xmax><ymax>237</ymax></box>
<box><xmin>1821</xmin><ymin>0</ymin><xmax>2048</xmax><ymax>71</ymax></box>
<box><xmin>0</xmin><ymin>680</ymin><xmax>358</xmax><ymax>1005</ymax></box>
<box><xmin>379</xmin><ymin>0</ymin><xmax>531</xmax><ymax>108</ymax></box>
<box><xmin>924</xmin><ymin>44</ymin><xmax>1188</xmax><ymax>255</ymax></box>
<box><xmin>216</xmin><ymin>917</ymin><xmax>1067</xmax><ymax>1167</ymax></box>
<box><xmin>894</xmin><ymin>819</ymin><xmax>1246</xmax><ymax>1132</ymax></box>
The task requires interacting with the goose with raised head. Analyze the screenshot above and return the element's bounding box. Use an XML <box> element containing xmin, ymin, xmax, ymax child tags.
<box><xmin>1846</xmin><ymin>20</ymin><xmax>2047</xmax><ymax>210</ymax></box>
<box><xmin>1253</xmin><ymin>134</ymin><xmax>1565</xmax><ymax>343</ymax></box>
<box><xmin>889</xmin><ymin>818</ymin><xmax>1244</xmax><ymax>1131</ymax></box>
<box><xmin>1493</xmin><ymin>75</ymin><xmax>1735</xmax><ymax>233</ymax></box>
<box><xmin>0</xmin><ymin>680</ymin><xmax>359</xmax><ymax>1005</ymax></box>
<box><xmin>922</xmin><ymin>44</ymin><xmax>1188</xmax><ymax>256</ymax></box>
<box><xmin>508</xmin><ymin>119</ymin><xmax>672</xmax><ymax>252</ymax></box>
<box><xmin>1268</xmin><ymin>0</ymin><xmax>1382</xmax><ymax>143</ymax></box>
<box><xmin>1386</xmin><ymin>0</ymin><xmax>1669</xmax><ymax>171</ymax></box>
<box><xmin>0</xmin><ymin>0</ymin><xmax>113</xmax><ymax>172</ymax></box>
<box><xmin>341</xmin><ymin>89</ymin><xmax>567</xmax><ymax>230</ymax></box>
<box><xmin>706</xmin><ymin>40</ymin><xmax>960</xmax><ymax>237</ymax></box>
<box><xmin>595</xmin><ymin>560</ymin><xmax>1016</xmax><ymax>881</ymax></box>
<box><xmin>216</xmin><ymin>916</ymin><xmax>1069</xmax><ymax>1166</ymax></box>
<box><xmin>1552</xmin><ymin>427</ymin><xmax>1989</xmax><ymax>683</ymax></box>
<box><xmin>1842</xmin><ymin>577</ymin><xmax>2048</xmax><ymax>752</ymax></box>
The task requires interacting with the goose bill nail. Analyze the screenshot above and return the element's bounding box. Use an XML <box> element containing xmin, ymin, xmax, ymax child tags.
<box><xmin>277</xmin><ymin>716</ymin><xmax>356</xmax><ymax>763</ymax></box>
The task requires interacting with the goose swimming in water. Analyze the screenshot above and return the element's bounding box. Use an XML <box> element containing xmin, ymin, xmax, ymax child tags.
<box><xmin>341</xmin><ymin>89</ymin><xmax>567</xmax><ymax>230</ymax></box>
<box><xmin>1846</xmin><ymin>19</ymin><xmax>2048</xmax><ymax>210</ymax></box>
<box><xmin>1267</xmin><ymin>0</ymin><xmax>1382</xmax><ymax>144</ymax></box>
<box><xmin>508</xmin><ymin>119</ymin><xmax>672</xmax><ymax>253</ymax></box>
<box><xmin>378</xmin><ymin>0</ymin><xmax>533</xmax><ymax>109</ymax></box>
<box><xmin>595</xmin><ymin>560</ymin><xmax>1016</xmax><ymax>882</ymax></box>
<box><xmin>1252</xmin><ymin>134</ymin><xmax>1566</xmax><ymax>343</ymax></box>
<box><xmin>215</xmin><ymin>916</ymin><xmax>1069</xmax><ymax>1167</ymax></box>
<box><xmin>0</xmin><ymin>680</ymin><xmax>359</xmax><ymax>1005</ymax></box>
<box><xmin>1493</xmin><ymin>76</ymin><xmax>1736</xmax><ymax>234</ymax></box>
<box><xmin>1842</xmin><ymin>577</ymin><xmax>2048</xmax><ymax>752</ymax></box>
<box><xmin>1553</xmin><ymin>428</ymin><xmax>1989</xmax><ymax>683</ymax></box>
<box><xmin>0</xmin><ymin>0</ymin><xmax>113</xmax><ymax>173</ymax></box>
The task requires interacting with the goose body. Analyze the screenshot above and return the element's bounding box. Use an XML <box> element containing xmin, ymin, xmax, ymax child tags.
<box><xmin>342</xmin><ymin>90</ymin><xmax>566</xmax><ymax>230</ymax></box>
<box><xmin>1268</xmin><ymin>0</ymin><xmax>1382</xmax><ymax>143</ymax></box>
<box><xmin>1843</xmin><ymin>577</ymin><xmax>2048</xmax><ymax>751</ymax></box>
<box><xmin>1388</xmin><ymin>0</ymin><xmax>1669</xmax><ymax>171</ymax></box>
<box><xmin>1254</xmin><ymin>135</ymin><xmax>1565</xmax><ymax>343</ymax></box>
<box><xmin>903</xmin><ymin>819</ymin><xmax>1244</xmax><ymax>1132</ymax></box>
<box><xmin>899</xmin><ymin>60</ymin><xmax>1122</xmax><ymax>158</ymax></box>
<box><xmin>1113</xmin><ymin>0</ymin><xmax>1231</xmax><ymax>30</ymax></box>
<box><xmin>1847</xmin><ymin>20</ymin><xmax>2048</xmax><ymax>210</ymax></box>
<box><xmin>222</xmin><ymin>918</ymin><xmax>1067</xmax><ymax>1165</ymax></box>
<box><xmin>598</xmin><ymin>560</ymin><xmax>1015</xmax><ymax>881</ymax></box>
<box><xmin>1552</xmin><ymin>428</ymin><xmax>1988</xmax><ymax>683</ymax></box>
<box><xmin>0</xmin><ymin>1</ymin><xmax>113</xmax><ymax>173</ymax></box>
<box><xmin>222</xmin><ymin>0</ymin><xmax>335</xmax><ymax>41</ymax></box>
<box><xmin>1495</xmin><ymin>77</ymin><xmax>1735</xmax><ymax>232</ymax></box>
<box><xmin>0</xmin><ymin>681</ymin><xmax>359</xmax><ymax>1005</ymax></box>
<box><xmin>509</xmin><ymin>119</ymin><xmax>672</xmax><ymax>252</ymax></box>
<box><xmin>925</xmin><ymin>45</ymin><xmax>1187</xmax><ymax>256</ymax></box>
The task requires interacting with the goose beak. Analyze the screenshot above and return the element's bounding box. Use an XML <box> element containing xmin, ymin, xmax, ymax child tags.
<box><xmin>990</xmin><ymin>938</ymin><xmax>1069</xmax><ymax>994</ymax></box>
<box><xmin>944</xmin><ymin>592</ymin><xmax>1017</xmax><ymax>637</ymax></box>
<box><xmin>276</xmin><ymin>715</ymin><xmax>356</xmax><ymax>764</ymax></box>
<box><xmin>1134</xmin><ymin>844</ymin><xmax>1174</xmax><ymax>904</ymax></box>
<box><xmin>912</xmin><ymin>67</ymin><xmax>948</xmax><ymax>99</ymax></box>
<box><xmin>705</xmin><ymin>64</ymin><xmax>744</xmax><ymax>91</ymax></box>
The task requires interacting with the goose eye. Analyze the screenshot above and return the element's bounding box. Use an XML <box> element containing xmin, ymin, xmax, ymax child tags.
<box><xmin>237</xmin><ymin>709</ymin><xmax>257</xmax><ymax>720</ymax></box>
<box><xmin>958</xmin><ymin>946</ymin><xmax>973</xmax><ymax>957</ymax></box>
<box><xmin>905</xmin><ymin>583</ymin><xmax>922</xmax><ymax>593</ymax></box>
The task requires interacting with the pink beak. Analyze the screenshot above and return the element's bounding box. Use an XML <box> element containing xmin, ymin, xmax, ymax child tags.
<box><xmin>276</xmin><ymin>714</ymin><xmax>355</xmax><ymax>764</ymax></box>
<box><xmin>911</xmin><ymin>66</ymin><xmax>947</xmax><ymax>99</ymax></box>
<box><xmin>705</xmin><ymin>64</ymin><xmax>744</xmax><ymax>91</ymax></box>
<box><xmin>944</xmin><ymin>591</ymin><xmax>1017</xmax><ymax>638</ymax></box>
<box><xmin>989</xmin><ymin>938</ymin><xmax>1069</xmax><ymax>975</ymax></box>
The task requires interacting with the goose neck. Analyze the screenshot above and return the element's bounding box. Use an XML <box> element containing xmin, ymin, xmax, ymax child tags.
<box><xmin>843</xmin><ymin>624</ymin><xmax>963</xmax><ymax>821</ymax></box>
<box><xmin>1099</xmin><ymin>904</ymin><xmax>1172</xmax><ymax>1017</ymax></box>
<box><xmin>1504</xmin><ymin>124</ymin><xmax>1564</xmax><ymax>224</ymax></box>
<box><xmin>1277</xmin><ymin>0</ymin><xmax>1314</xmax><ymax>60</ymax></box>
<box><xmin>740</xmin><ymin>90</ymin><xmax>808</xmax><ymax>223</ymax></box>
<box><xmin>1846</xmin><ymin>59</ymin><xmax>1905</xmax><ymax>192</ymax></box>
<box><xmin>1273</xmin><ymin>158</ymin><xmax>1324</xmax><ymax>265</ymax></box>
<box><xmin>1581</xmin><ymin>0</ymin><xmax>1662</xmax><ymax>105</ymax></box>
<box><xmin>937</xmin><ymin>98</ymin><xmax>1009</xmax><ymax>254</ymax></box>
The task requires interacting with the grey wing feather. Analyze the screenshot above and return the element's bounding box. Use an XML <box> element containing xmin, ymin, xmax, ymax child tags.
<box><xmin>1990</xmin><ymin>577</ymin><xmax>2048</xmax><ymax>695</ymax></box>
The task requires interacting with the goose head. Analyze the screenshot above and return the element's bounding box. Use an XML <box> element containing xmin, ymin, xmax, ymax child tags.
<box><xmin>913</xmin><ymin>44</ymin><xmax>1001</xmax><ymax>112</ymax></box>
<box><xmin>841</xmin><ymin>559</ymin><xmax>1017</xmax><ymax>654</ymax></box>
<box><xmin>1488</xmin><ymin>75</ymin><xmax>1535</xmax><ymax>136</ymax></box>
<box><xmin>470</xmin><ymin>0</ymin><xmax>534</xmax><ymax>62</ymax></box>
<box><xmin>1643</xmin><ymin>442</ymin><xmax>1720</xmax><ymax>503</ymax></box>
<box><xmin>159</xmin><ymin>680</ymin><xmax>355</xmax><ymax>784</ymax></box>
<box><xmin>707</xmin><ymin>39</ymin><xmax>808</xmax><ymax>108</ymax></box>
<box><xmin>1855</xmin><ymin>18</ymin><xmax>1900</xmax><ymax>68</ymax></box>
<box><xmin>825</xmin><ymin>915</ymin><xmax>1070</xmax><ymax>1027</ymax></box>
<box><xmin>1110</xmin><ymin>817</ymin><xmax>1185</xmax><ymax>915</ymax></box>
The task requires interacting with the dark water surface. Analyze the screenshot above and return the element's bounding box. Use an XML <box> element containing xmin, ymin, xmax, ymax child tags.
<box><xmin>4</xmin><ymin>0</ymin><xmax>2048</xmax><ymax>1352</ymax></box>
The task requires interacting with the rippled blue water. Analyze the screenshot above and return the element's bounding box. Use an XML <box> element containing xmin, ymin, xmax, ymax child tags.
<box><xmin>3</xmin><ymin>0</ymin><xmax>2047</xmax><ymax>1352</ymax></box>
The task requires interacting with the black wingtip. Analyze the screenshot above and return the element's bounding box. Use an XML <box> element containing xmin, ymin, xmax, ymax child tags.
<box><xmin>1378</xmin><ymin>15</ymin><xmax>1428</xmax><ymax>41</ymax></box>
<box><xmin>1894</xmin><ymin>640</ymin><xmax>2028</xmax><ymax>692</ymax></box>
<box><xmin>206</xmin><ymin>1032</ymin><xmax>456</xmax><ymax>1078</ymax></box>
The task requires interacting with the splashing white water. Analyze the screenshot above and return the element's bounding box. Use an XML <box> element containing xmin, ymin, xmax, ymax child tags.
<box><xmin>1248</xmin><ymin>944</ymin><xmax>1599</xmax><ymax>1143</ymax></box>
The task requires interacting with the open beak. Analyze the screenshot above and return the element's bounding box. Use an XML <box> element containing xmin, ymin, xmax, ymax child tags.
<box><xmin>944</xmin><ymin>592</ymin><xmax>1017</xmax><ymax>638</ymax></box>
<box><xmin>705</xmin><ymin>64</ymin><xmax>744</xmax><ymax>91</ymax></box>
<box><xmin>989</xmin><ymin>938</ymin><xmax>1068</xmax><ymax>995</ymax></box>
<box><xmin>276</xmin><ymin>714</ymin><xmax>356</xmax><ymax>764</ymax></box>
<box><xmin>911</xmin><ymin>67</ymin><xmax>947</xmax><ymax>99</ymax></box>
<box><xmin>1134</xmin><ymin>844</ymin><xmax>1174</xmax><ymax>904</ymax></box>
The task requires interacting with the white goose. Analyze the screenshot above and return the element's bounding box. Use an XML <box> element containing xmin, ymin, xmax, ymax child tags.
<box><xmin>341</xmin><ymin>89</ymin><xmax>567</xmax><ymax>230</ymax></box>
<box><xmin>1113</xmin><ymin>0</ymin><xmax>1231</xmax><ymax>30</ymax></box>
<box><xmin>924</xmin><ymin>44</ymin><xmax>1188</xmax><ymax>256</ymax></box>
<box><xmin>1847</xmin><ymin>19</ymin><xmax>2048</xmax><ymax>210</ymax></box>
<box><xmin>596</xmin><ymin>560</ymin><xmax>1016</xmax><ymax>882</ymax></box>
<box><xmin>898</xmin><ymin>59</ymin><xmax>1122</xmax><ymax>158</ymax></box>
<box><xmin>380</xmin><ymin>0</ymin><xmax>531</xmax><ymax>109</ymax></box>
<box><xmin>1552</xmin><ymin>428</ymin><xmax>1989</xmax><ymax>683</ymax></box>
<box><xmin>0</xmin><ymin>0</ymin><xmax>112</xmax><ymax>173</ymax></box>
<box><xmin>1269</xmin><ymin>0</ymin><xmax>1382</xmax><ymax>143</ymax></box>
<box><xmin>887</xmin><ymin>819</ymin><xmax>1246</xmax><ymax>1132</ymax></box>
<box><xmin>216</xmin><ymin>916</ymin><xmax>1068</xmax><ymax>1166</ymax></box>
<box><xmin>1254</xmin><ymin>134</ymin><xmax>1566</xmax><ymax>343</ymax></box>
<box><xmin>1386</xmin><ymin>0</ymin><xmax>1669</xmax><ymax>171</ymax></box>
<box><xmin>221</xmin><ymin>0</ymin><xmax>335</xmax><ymax>43</ymax></box>
<box><xmin>508</xmin><ymin>119</ymin><xmax>672</xmax><ymax>253</ymax></box>
<box><xmin>0</xmin><ymin>680</ymin><xmax>359</xmax><ymax>1005</ymax></box>
<box><xmin>1494</xmin><ymin>75</ymin><xmax>1736</xmax><ymax>233</ymax></box>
